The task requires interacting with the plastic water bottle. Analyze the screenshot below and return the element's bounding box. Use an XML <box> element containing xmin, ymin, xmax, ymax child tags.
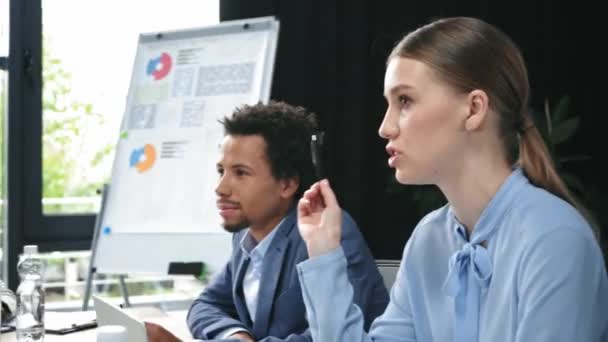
<box><xmin>16</xmin><ymin>245</ymin><xmax>45</xmax><ymax>342</ymax></box>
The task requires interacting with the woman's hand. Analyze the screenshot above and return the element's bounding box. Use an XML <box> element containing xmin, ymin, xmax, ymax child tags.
<box><xmin>297</xmin><ymin>180</ymin><xmax>342</xmax><ymax>257</ymax></box>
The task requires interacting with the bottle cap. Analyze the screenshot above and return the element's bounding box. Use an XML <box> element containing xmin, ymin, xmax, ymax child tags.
<box><xmin>96</xmin><ymin>325</ymin><xmax>128</xmax><ymax>342</ymax></box>
<box><xmin>23</xmin><ymin>245</ymin><xmax>38</xmax><ymax>255</ymax></box>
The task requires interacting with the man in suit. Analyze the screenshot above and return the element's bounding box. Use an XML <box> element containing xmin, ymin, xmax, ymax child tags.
<box><xmin>146</xmin><ymin>101</ymin><xmax>388</xmax><ymax>342</ymax></box>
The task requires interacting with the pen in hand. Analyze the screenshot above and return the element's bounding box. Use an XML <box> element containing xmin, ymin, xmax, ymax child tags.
<box><xmin>311</xmin><ymin>133</ymin><xmax>324</xmax><ymax>180</ymax></box>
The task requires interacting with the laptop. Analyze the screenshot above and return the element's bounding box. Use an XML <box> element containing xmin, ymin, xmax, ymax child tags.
<box><xmin>93</xmin><ymin>295</ymin><xmax>238</xmax><ymax>341</ymax></box>
<box><xmin>93</xmin><ymin>295</ymin><xmax>148</xmax><ymax>342</ymax></box>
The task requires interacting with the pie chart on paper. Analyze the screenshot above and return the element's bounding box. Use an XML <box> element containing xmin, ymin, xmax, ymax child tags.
<box><xmin>146</xmin><ymin>52</ymin><xmax>172</xmax><ymax>80</ymax></box>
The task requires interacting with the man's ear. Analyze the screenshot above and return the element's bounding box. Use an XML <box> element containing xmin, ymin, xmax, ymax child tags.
<box><xmin>464</xmin><ymin>89</ymin><xmax>489</xmax><ymax>132</ymax></box>
<box><xmin>280</xmin><ymin>177</ymin><xmax>299</xmax><ymax>199</ymax></box>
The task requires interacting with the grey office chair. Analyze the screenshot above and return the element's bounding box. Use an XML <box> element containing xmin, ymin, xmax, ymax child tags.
<box><xmin>375</xmin><ymin>259</ymin><xmax>400</xmax><ymax>291</ymax></box>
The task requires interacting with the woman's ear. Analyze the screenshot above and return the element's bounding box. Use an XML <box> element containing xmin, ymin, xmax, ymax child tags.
<box><xmin>464</xmin><ymin>89</ymin><xmax>489</xmax><ymax>132</ymax></box>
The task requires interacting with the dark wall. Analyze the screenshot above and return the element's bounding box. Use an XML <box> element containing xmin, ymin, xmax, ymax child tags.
<box><xmin>221</xmin><ymin>0</ymin><xmax>606</xmax><ymax>260</ymax></box>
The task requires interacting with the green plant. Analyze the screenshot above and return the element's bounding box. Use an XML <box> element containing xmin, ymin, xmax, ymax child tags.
<box><xmin>533</xmin><ymin>95</ymin><xmax>607</xmax><ymax>262</ymax></box>
<box><xmin>41</xmin><ymin>37</ymin><xmax>114</xmax><ymax>211</ymax></box>
<box><xmin>532</xmin><ymin>95</ymin><xmax>590</xmax><ymax>195</ymax></box>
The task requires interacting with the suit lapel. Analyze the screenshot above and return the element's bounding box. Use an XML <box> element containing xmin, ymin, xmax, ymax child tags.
<box><xmin>251</xmin><ymin>211</ymin><xmax>296</xmax><ymax>338</ymax></box>
<box><xmin>233</xmin><ymin>252</ymin><xmax>253</xmax><ymax>327</ymax></box>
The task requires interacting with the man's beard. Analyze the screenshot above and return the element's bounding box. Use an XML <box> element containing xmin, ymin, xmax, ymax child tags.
<box><xmin>222</xmin><ymin>219</ymin><xmax>250</xmax><ymax>233</ymax></box>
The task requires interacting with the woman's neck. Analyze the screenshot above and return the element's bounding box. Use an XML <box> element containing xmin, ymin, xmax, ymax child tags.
<box><xmin>438</xmin><ymin>158</ymin><xmax>512</xmax><ymax>236</ymax></box>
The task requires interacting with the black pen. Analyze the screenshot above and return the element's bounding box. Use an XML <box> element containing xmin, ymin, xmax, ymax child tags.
<box><xmin>311</xmin><ymin>134</ymin><xmax>323</xmax><ymax>180</ymax></box>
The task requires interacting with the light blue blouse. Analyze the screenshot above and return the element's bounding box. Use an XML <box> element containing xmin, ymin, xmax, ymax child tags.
<box><xmin>297</xmin><ymin>168</ymin><xmax>608</xmax><ymax>341</ymax></box>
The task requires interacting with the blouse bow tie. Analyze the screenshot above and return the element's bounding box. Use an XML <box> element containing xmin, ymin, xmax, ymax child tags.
<box><xmin>443</xmin><ymin>242</ymin><xmax>493</xmax><ymax>297</ymax></box>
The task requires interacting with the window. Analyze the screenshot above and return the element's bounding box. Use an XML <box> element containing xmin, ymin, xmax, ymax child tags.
<box><xmin>42</xmin><ymin>0</ymin><xmax>220</xmax><ymax>214</ymax></box>
<box><xmin>40</xmin><ymin>251</ymin><xmax>205</xmax><ymax>309</ymax></box>
<box><xmin>37</xmin><ymin>0</ymin><xmax>219</xmax><ymax>304</ymax></box>
<box><xmin>3</xmin><ymin>0</ymin><xmax>219</xmax><ymax>297</ymax></box>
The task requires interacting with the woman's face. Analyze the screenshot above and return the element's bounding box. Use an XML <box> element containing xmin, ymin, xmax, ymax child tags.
<box><xmin>379</xmin><ymin>57</ymin><xmax>471</xmax><ymax>185</ymax></box>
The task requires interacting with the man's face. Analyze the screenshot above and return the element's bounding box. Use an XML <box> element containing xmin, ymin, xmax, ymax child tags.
<box><xmin>215</xmin><ymin>134</ymin><xmax>294</xmax><ymax>233</ymax></box>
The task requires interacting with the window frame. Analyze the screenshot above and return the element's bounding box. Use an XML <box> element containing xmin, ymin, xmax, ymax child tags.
<box><xmin>6</xmin><ymin>0</ymin><xmax>222</xmax><ymax>289</ymax></box>
<box><xmin>6</xmin><ymin>0</ymin><xmax>95</xmax><ymax>289</ymax></box>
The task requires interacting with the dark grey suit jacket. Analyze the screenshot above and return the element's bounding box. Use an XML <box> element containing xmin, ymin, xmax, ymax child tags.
<box><xmin>187</xmin><ymin>208</ymin><xmax>389</xmax><ymax>341</ymax></box>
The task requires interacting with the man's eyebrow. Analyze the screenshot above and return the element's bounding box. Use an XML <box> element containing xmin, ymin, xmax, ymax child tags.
<box><xmin>231</xmin><ymin>163</ymin><xmax>254</xmax><ymax>171</ymax></box>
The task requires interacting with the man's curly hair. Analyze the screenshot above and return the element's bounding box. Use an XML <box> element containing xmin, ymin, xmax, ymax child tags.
<box><xmin>220</xmin><ymin>100</ymin><xmax>319</xmax><ymax>200</ymax></box>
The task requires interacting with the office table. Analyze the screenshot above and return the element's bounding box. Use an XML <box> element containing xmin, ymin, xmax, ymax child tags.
<box><xmin>1</xmin><ymin>307</ymin><xmax>192</xmax><ymax>341</ymax></box>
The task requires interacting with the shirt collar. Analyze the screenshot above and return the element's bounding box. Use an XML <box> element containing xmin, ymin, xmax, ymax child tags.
<box><xmin>448</xmin><ymin>167</ymin><xmax>529</xmax><ymax>243</ymax></box>
<box><xmin>240</xmin><ymin>217</ymin><xmax>285</xmax><ymax>260</ymax></box>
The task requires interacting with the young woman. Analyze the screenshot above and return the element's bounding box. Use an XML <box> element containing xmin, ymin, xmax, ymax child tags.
<box><xmin>296</xmin><ymin>17</ymin><xmax>608</xmax><ymax>342</ymax></box>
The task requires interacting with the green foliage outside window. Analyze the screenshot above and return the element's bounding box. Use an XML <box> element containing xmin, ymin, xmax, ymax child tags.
<box><xmin>41</xmin><ymin>40</ymin><xmax>114</xmax><ymax>212</ymax></box>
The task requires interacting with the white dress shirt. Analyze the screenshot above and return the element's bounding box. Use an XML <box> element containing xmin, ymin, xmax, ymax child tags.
<box><xmin>220</xmin><ymin>220</ymin><xmax>283</xmax><ymax>339</ymax></box>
